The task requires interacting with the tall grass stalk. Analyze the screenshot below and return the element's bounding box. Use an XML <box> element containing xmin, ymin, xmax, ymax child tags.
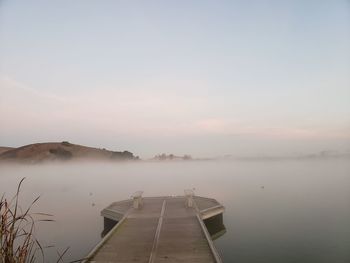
<box><xmin>0</xmin><ymin>178</ymin><xmax>53</xmax><ymax>263</ymax></box>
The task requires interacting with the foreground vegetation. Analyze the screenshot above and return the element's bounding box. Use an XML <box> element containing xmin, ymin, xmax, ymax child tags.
<box><xmin>0</xmin><ymin>178</ymin><xmax>52</xmax><ymax>263</ymax></box>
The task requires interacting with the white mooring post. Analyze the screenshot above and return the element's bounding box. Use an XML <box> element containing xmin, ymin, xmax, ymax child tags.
<box><xmin>184</xmin><ymin>189</ymin><xmax>194</xmax><ymax>208</ymax></box>
<box><xmin>132</xmin><ymin>191</ymin><xmax>143</xmax><ymax>209</ymax></box>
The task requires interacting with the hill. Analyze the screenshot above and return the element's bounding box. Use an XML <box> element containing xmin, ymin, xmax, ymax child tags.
<box><xmin>0</xmin><ymin>142</ymin><xmax>138</xmax><ymax>163</ymax></box>
<box><xmin>0</xmin><ymin>147</ymin><xmax>14</xmax><ymax>155</ymax></box>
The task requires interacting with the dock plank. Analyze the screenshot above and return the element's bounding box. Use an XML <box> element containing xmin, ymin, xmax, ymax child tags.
<box><xmin>154</xmin><ymin>197</ymin><xmax>215</xmax><ymax>262</ymax></box>
<box><xmin>87</xmin><ymin>196</ymin><xmax>222</xmax><ymax>263</ymax></box>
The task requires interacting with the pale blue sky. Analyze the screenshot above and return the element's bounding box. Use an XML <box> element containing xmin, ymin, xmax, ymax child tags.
<box><xmin>0</xmin><ymin>0</ymin><xmax>349</xmax><ymax>157</ymax></box>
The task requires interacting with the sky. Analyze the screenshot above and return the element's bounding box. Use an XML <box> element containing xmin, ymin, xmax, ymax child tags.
<box><xmin>0</xmin><ymin>0</ymin><xmax>349</xmax><ymax>158</ymax></box>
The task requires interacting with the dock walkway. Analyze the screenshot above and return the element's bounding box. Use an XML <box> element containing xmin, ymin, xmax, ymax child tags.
<box><xmin>86</xmin><ymin>195</ymin><xmax>224</xmax><ymax>263</ymax></box>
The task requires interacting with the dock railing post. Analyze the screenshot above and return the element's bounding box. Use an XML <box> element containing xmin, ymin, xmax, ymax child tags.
<box><xmin>184</xmin><ymin>189</ymin><xmax>194</xmax><ymax>208</ymax></box>
<box><xmin>132</xmin><ymin>191</ymin><xmax>143</xmax><ymax>209</ymax></box>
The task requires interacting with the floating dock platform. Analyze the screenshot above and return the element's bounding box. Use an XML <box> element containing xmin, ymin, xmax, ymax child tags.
<box><xmin>85</xmin><ymin>191</ymin><xmax>225</xmax><ymax>263</ymax></box>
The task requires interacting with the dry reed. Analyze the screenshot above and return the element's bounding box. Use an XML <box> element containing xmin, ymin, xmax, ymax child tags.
<box><xmin>0</xmin><ymin>178</ymin><xmax>53</xmax><ymax>263</ymax></box>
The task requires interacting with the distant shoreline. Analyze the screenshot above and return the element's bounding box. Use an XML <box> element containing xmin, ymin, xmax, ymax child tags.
<box><xmin>1</xmin><ymin>141</ymin><xmax>349</xmax><ymax>165</ymax></box>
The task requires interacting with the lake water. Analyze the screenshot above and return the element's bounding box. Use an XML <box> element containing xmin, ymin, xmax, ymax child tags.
<box><xmin>1</xmin><ymin>159</ymin><xmax>349</xmax><ymax>262</ymax></box>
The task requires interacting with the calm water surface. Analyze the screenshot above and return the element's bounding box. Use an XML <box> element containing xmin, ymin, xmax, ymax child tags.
<box><xmin>1</xmin><ymin>159</ymin><xmax>349</xmax><ymax>262</ymax></box>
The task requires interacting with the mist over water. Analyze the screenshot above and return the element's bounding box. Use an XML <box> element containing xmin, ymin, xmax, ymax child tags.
<box><xmin>1</xmin><ymin>159</ymin><xmax>349</xmax><ymax>262</ymax></box>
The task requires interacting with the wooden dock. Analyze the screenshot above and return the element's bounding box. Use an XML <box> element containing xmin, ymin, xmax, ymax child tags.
<box><xmin>85</xmin><ymin>192</ymin><xmax>225</xmax><ymax>263</ymax></box>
